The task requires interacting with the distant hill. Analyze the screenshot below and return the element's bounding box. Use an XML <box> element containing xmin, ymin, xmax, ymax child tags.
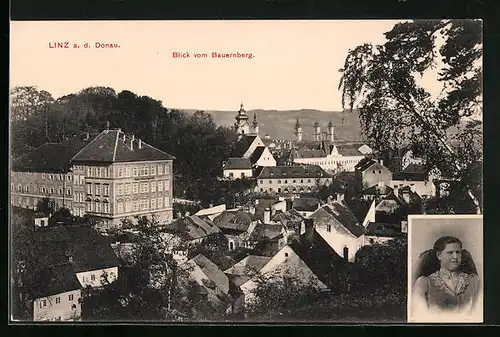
<box><xmin>183</xmin><ymin>109</ymin><xmax>365</xmax><ymax>142</ymax></box>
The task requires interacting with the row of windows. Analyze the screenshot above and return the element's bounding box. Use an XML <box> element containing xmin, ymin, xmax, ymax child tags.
<box><xmin>38</xmin><ymin>294</ymin><xmax>76</xmax><ymax>308</ymax></box>
<box><xmin>85</xmin><ymin>184</ymin><xmax>110</xmax><ymax>196</ymax></box>
<box><xmin>259</xmin><ymin>178</ymin><xmax>327</xmax><ymax>184</ymax></box>
<box><xmin>115</xmin><ymin>197</ymin><xmax>170</xmax><ymax>213</ymax></box>
<box><xmin>297</xmin><ymin>159</ymin><xmax>360</xmax><ymax>166</ymax></box>
<box><xmin>13</xmin><ymin>184</ymin><xmax>72</xmax><ymax>196</ymax></box>
<box><xmin>116</xmin><ymin>180</ymin><xmax>170</xmax><ymax>195</ymax></box>
<box><xmin>86</xmin><ymin>201</ymin><xmax>110</xmax><ymax>213</ymax></box>
<box><xmin>259</xmin><ymin>186</ymin><xmax>314</xmax><ymax>193</ymax></box>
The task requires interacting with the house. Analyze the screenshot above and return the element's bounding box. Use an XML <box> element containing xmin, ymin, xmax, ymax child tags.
<box><xmin>231</xmin><ymin>134</ymin><xmax>265</xmax><ymax>159</ymax></box>
<box><xmin>391</xmin><ymin>163</ymin><xmax>436</xmax><ymax>198</ymax></box>
<box><xmin>223</xmin><ymin>158</ymin><xmax>253</xmax><ymax>180</ymax></box>
<box><xmin>180</xmin><ymin>254</ymin><xmax>235</xmax><ymax>315</ymax></box>
<box><xmin>256</xmin><ymin>165</ymin><xmax>332</xmax><ymax>194</ymax></box>
<box><xmin>249</xmin><ymin>146</ymin><xmax>277</xmax><ymax>168</ymax></box>
<box><xmin>71</xmin><ymin>128</ymin><xmax>175</xmax><ymax>228</ymax></box>
<box><xmin>34</xmin><ymin>213</ymin><xmax>49</xmax><ymax>228</ymax></box>
<box><xmin>237</xmin><ymin>245</ymin><xmax>329</xmax><ymax>309</ymax></box>
<box><xmin>28</xmin><ymin>263</ymin><xmax>82</xmax><ymax>321</ymax></box>
<box><xmin>355</xmin><ymin>157</ymin><xmax>392</xmax><ymax>189</ymax></box>
<box><xmin>168</xmin><ymin>215</ymin><xmax>221</xmax><ymax>246</ymax></box>
<box><xmin>244</xmin><ymin>223</ymin><xmax>287</xmax><ymax>251</ymax></box>
<box><xmin>10</xmin><ymin>134</ymin><xmax>94</xmax><ymax>212</ymax></box>
<box><xmin>291</xmin><ymin>141</ymin><xmax>371</xmax><ymax>173</ymax></box>
<box><xmin>224</xmin><ymin>255</ymin><xmax>273</xmax><ymax>288</ymax></box>
<box><xmin>291</xmin><ymin>197</ymin><xmax>323</xmax><ymax>218</ymax></box>
<box><xmin>361</xmin><ymin>181</ymin><xmax>394</xmax><ymax>201</ymax></box>
<box><xmin>307</xmin><ymin>201</ymin><xmax>365</xmax><ymax>262</ymax></box>
<box><xmin>375</xmin><ymin>186</ymin><xmax>424</xmax><ymax>225</ymax></box>
<box><xmin>212</xmin><ymin>210</ymin><xmax>257</xmax><ymax>251</ymax></box>
<box><xmin>271</xmin><ymin>208</ymin><xmax>305</xmax><ymax>242</ymax></box>
<box><xmin>361</xmin><ymin>222</ymin><xmax>403</xmax><ymax>246</ymax></box>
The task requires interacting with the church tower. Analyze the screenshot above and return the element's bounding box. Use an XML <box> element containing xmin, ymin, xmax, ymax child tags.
<box><xmin>294</xmin><ymin>118</ymin><xmax>303</xmax><ymax>142</ymax></box>
<box><xmin>252</xmin><ymin>111</ymin><xmax>259</xmax><ymax>135</ymax></box>
<box><xmin>234</xmin><ymin>103</ymin><xmax>250</xmax><ymax>137</ymax></box>
<box><xmin>327</xmin><ymin>120</ymin><xmax>335</xmax><ymax>142</ymax></box>
<box><xmin>314</xmin><ymin>121</ymin><xmax>321</xmax><ymax>141</ymax></box>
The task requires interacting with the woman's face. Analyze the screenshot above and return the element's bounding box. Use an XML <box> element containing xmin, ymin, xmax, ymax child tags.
<box><xmin>437</xmin><ymin>242</ymin><xmax>462</xmax><ymax>271</ymax></box>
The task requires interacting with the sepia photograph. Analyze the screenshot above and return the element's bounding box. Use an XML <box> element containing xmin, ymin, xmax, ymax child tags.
<box><xmin>9</xmin><ymin>19</ymin><xmax>482</xmax><ymax>323</ymax></box>
<box><xmin>408</xmin><ymin>215</ymin><xmax>483</xmax><ymax>323</ymax></box>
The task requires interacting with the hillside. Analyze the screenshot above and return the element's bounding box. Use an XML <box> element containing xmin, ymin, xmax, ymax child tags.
<box><xmin>183</xmin><ymin>109</ymin><xmax>365</xmax><ymax>142</ymax></box>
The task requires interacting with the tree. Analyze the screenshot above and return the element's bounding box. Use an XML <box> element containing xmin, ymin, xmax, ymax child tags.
<box><xmin>339</xmin><ymin>20</ymin><xmax>482</xmax><ymax>214</ymax></box>
<box><xmin>35</xmin><ymin>197</ymin><xmax>54</xmax><ymax>215</ymax></box>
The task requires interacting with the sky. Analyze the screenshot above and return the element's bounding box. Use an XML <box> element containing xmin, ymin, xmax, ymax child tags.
<box><xmin>10</xmin><ymin>20</ymin><xmax>447</xmax><ymax>111</ymax></box>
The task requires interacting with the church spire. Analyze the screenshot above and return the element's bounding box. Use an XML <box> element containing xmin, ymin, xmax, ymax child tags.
<box><xmin>252</xmin><ymin>111</ymin><xmax>259</xmax><ymax>135</ymax></box>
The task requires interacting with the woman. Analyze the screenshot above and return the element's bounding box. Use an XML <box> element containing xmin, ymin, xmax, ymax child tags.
<box><xmin>412</xmin><ymin>236</ymin><xmax>481</xmax><ymax>317</ymax></box>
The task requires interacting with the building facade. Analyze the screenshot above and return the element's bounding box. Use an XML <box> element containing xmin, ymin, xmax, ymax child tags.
<box><xmin>256</xmin><ymin>165</ymin><xmax>332</xmax><ymax>194</ymax></box>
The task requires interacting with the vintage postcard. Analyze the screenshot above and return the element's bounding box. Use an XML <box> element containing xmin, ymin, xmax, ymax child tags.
<box><xmin>9</xmin><ymin>20</ymin><xmax>483</xmax><ymax>323</ymax></box>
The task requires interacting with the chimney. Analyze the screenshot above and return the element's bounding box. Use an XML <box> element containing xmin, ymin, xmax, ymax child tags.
<box><xmin>106</xmin><ymin>121</ymin><xmax>110</xmax><ymax>130</ymax></box>
<box><xmin>85</xmin><ymin>132</ymin><xmax>90</xmax><ymax>141</ymax></box>
<box><xmin>380</xmin><ymin>159</ymin><xmax>384</xmax><ymax>166</ymax></box>
<box><xmin>138</xmin><ymin>139</ymin><xmax>142</xmax><ymax>149</ymax></box>
<box><xmin>336</xmin><ymin>193</ymin><xmax>344</xmax><ymax>202</ymax></box>
<box><xmin>327</xmin><ymin>195</ymin><xmax>334</xmax><ymax>205</ymax></box>
<box><xmin>303</xmin><ymin>218</ymin><xmax>315</xmax><ymax>244</ymax></box>
<box><xmin>264</xmin><ymin>208</ymin><xmax>271</xmax><ymax>224</ymax></box>
<box><xmin>130</xmin><ymin>134</ymin><xmax>135</xmax><ymax>150</ymax></box>
<box><xmin>402</xmin><ymin>189</ymin><xmax>411</xmax><ymax>204</ymax></box>
<box><xmin>123</xmin><ymin>133</ymin><xmax>126</xmax><ymax>141</ymax></box>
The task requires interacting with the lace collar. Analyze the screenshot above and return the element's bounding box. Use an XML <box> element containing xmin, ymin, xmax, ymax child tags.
<box><xmin>429</xmin><ymin>270</ymin><xmax>470</xmax><ymax>296</ymax></box>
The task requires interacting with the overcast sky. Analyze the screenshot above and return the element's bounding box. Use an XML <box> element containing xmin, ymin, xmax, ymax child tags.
<box><xmin>11</xmin><ymin>20</ymin><xmax>446</xmax><ymax>111</ymax></box>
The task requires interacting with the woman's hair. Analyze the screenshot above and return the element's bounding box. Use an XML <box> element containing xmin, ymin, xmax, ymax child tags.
<box><xmin>433</xmin><ymin>236</ymin><xmax>463</xmax><ymax>253</ymax></box>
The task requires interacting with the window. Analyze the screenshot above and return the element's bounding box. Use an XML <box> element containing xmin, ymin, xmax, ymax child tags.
<box><xmin>69</xmin><ymin>294</ymin><xmax>74</xmax><ymax>301</ymax></box>
<box><xmin>293</xmin><ymin>180</ymin><xmax>296</xmax><ymax>183</ymax></box>
<box><xmin>260</xmin><ymin>180</ymin><xmax>263</xmax><ymax>184</ymax></box>
<box><xmin>42</xmin><ymin>173</ymin><xmax>46</xmax><ymax>179</ymax></box>
<box><xmin>55</xmin><ymin>297</ymin><xmax>60</xmax><ymax>304</ymax></box>
<box><xmin>79</xmin><ymin>175</ymin><xmax>85</xmax><ymax>185</ymax></box>
<box><xmin>327</xmin><ymin>225</ymin><xmax>332</xmax><ymax>232</ymax></box>
<box><xmin>284</xmin><ymin>253</ymin><xmax>289</xmax><ymax>257</ymax></box>
<box><xmin>49</xmin><ymin>188</ymin><xmax>54</xmax><ymax>194</ymax></box>
<box><xmin>307</xmin><ymin>179</ymin><xmax>311</xmax><ymax>183</ymax></box>
<box><xmin>277</xmin><ymin>180</ymin><xmax>281</xmax><ymax>183</ymax></box>
<box><xmin>284</xmin><ymin>180</ymin><xmax>287</xmax><ymax>184</ymax></box>
<box><xmin>133</xmin><ymin>183</ymin><xmax>139</xmax><ymax>194</ymax></box>
<box><xmin>165</xmin><ymin>180</ymin><xmax>170</xmax><ymax>191</ymax></box>
<box><xmin>140</xmin><ymin>183</ymin><xmax>148</xmax><ymax>193</ymax></box>
<box><xmin>144</xmin><ymin>166</ymin><xmax>149</xmax><ymax>176</ymax></box>
<box><xmin>378</xmin><ymin>170</ymin><xmax>381</xmax><ymax>174</ymax></box>
<box><xmin>125</xmin><ymin>183</ymin><xmax>131</xmax><ymax>195</ymax></box>
<box><xmin>74</xmin><ymin>194</ymin><xmax>78</xmax><ymax>202</ymax></box>
<box><xmin>158</xmin><ymin>197</ymin><xmax>163</xmax><ymax>208</ymax></box>
<box><xmin>103</xmin><ymin>184</ymin><xmax>109</xmax><ymax>196</ymax></box>
<box><xmin>117</xmin><ymin>202</ymin><xmax>123</xmax><ymax>213</ymax></box>
<box><xmin>117</xmin><ymin>184</ymin><xmax>124</xmax><ymax>196</ymax></box>
<box><xmin>58</xmin><ymin>188</ymin><xmax>63</xmax><ymax>195</ymax></box>
<box><xmin>118</xmin><ymin>167</ymin><xmax>124</xmax><ymax>178</ymax></box>
<box><xmin>372</xmin><ymin>170</ymin><xmax>375</xmax><ymax>174</ymax></box>
<box><xmin>241</xmin><ymin>172</ymin><xmax>245</xmax><ymax>178</ymax></box>
<box><xmin>133</xmin><ymin>167</ymin><xmax>138</xmax><ymax>177</ymax></box>
<box><xmin>158</xmin><ymin>165</ymin><xmax>164</xmax><ymax>175</ymax></box>
<box><xmin>95</xmin><ymin>202</ymin><xmax>101</xmax><ymax>213</ymax></box>
<box><xmin>42</xmin><ymin>300</ymin><xmax>47</xmax><ymax>307</ymax></box>
<box><xmin>103</xmin><ymin>202</ymin><xmax>109</xmax><ymax>214</ymax></box>
<box><xmin>66</xmin><ymin>189</ymin><xmax>71</xmax><ymax>196</ymax></box>
<box><xmin>301</xmin><ymin>179</ymin><xmax>303</xmax><ymax>183</ymax></box>
<box><xmin>343</xmin><ymin>247</ymin><xmax>349</xmax><ymax>261</ymax></box>
<box><xmin>151</xmin><ymin>198</ymin><xmax>156</xmax><ymax>209</ymax></box>
<box><xmin>125</xmin><ymin>166</ymin><xmax>130</xmax><ymax>177</ymax></box>
<box><xmin>164</xmin><ymin>196</ymin><xmax>170</xmax><ymax>207</ymax></box>
<box><xmin>165</xmin><ymin>164</ymin><xmax>170</xmax><ymax>174</ymax></box>
<box><xmin>125</xmin><ymin>200</ymin><xmax>131</xmax><ymax>212</ymax></box>
<box><xmin>105</xmin><ymin>167</ymin><xmax>110</xmax><ymax>178</ymax></box>
<box><xmin>269</xmin><ymin>180</ymin><xmax>273</xmax><ymax>184</ymax></box>
<box><xmin>91</xmin><ymin>274</ymin><xmax>96</xmax><ymax>281</ymax></box>
<box><xmin>86</xmin><ymin>183</ymin><xmax>92</xmax><ymax>195</ymax></box>
<box><xmin>95</xmin><ymin>184</ymin><xmax>101</xmax><ymax>196</ymax></box>
<box><xmin>369</xmin><ymin>238</ymin><xmax>375</xmax><ymax>244</ymax></box>
<box><xmin>151</xmin><ymin>165</ymin><xmax>156</xmax><ymax>175</ymax></box>
<box><xmin>151</xmin><ymin>181</ymin><xmax>157</xmax><ymax>192</ymax></box>
<box><xmin>79</xmin><ymin>192</ymin><xmax>84</xmax><ymax>202</ymax></box>
<box><xmin>133</xmin><ymin>200</ymin><xmax>139</xmax><ymax>211</ymax></box>
<box><xmin>229</xmin><ymin>172</ymin><xmax>234</xmax><ymax>178</ymax></box>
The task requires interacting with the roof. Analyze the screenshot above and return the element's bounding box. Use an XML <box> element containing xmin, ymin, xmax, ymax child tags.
<box><xmin>170</xmin><ymin>215</ymin><xmax>221</xmax><ymax>241</ymax></box>
<box><xmin>355</xmin><ymin>157</ymin><xmax>377</xmax><ymax>172</ymax></box>
<box><xmin>194</xmin><ymin>204</ymin><xmax>226</xmax><ymax>216</ymax></box>
<box><xmin>336</xmin><ymin>143</ymin><xmax>364</xmax><ymax>157</ymax></box>
<box><xmin>257</xmin><ymin>165</ymin><xmax>331</xmax><ymax>179</ymax></box>
<box><xmin>363</xmin><ymin>184</ymin><xmax>394</xmax><ymax>196</ymax></box>
<box><xmin>231</xmin><ymin>135</ymin><xmax>257</xmax><ymax>157</ymax></box>
<box><xmin>392</xmin><ymin>163</ymin><xmax>428</xmax><ymax>181</ymax></box>
<box><xmin>250</xmin><ymin>146</ymin><xmax>266</xmax><ymax>165</ymax></box>
<box><xmin>191</xmin><ymin>254</ymin><xmax>230</xmax><ymax>294</ymax></box>
<box><xmin>11</xmin><ymin>135</ymin><xmax>92</xmax><ymax>173</ymax></box>
<box><xmin>27</xmin><ymin>263</ymin><xmax>82</xmax><ymax>299</ymax></box>
<box><xmin>224</xmin><ymin>255</ymin><xmax>272</xmax><ymax>277</ymax></box>
<box><xmin>213</xmin><ymin>210</ymin><xmax>255</xmax><ymax>232</ymax></box>
<box><xmin>293</xmin><ymin>149</ymin><xmax>327</xmax><ymax>159</ymax></box>
<box><xmin>321</xmin><ymin>202</ymin><xmax>365</xmax><ymax>237</ymax></box>
<box><xmin>249</xmin><ymin>223</ymin><xmax>284</xmax><ymax>241</ymax></box>
<box><xmin>291</xmin><ymin>230</ymin><xmax>346</xmax><ymax>289</ymax></box>
<box><xmin>365</xmin><ymin>222</ymin><xmax>402</xmax><ymax>238</ymax></box>
<box><xmin>71</xmin><ymin>129</ymin><xmax>175</xmax><ymax>163</ymax></box>
<box><xmin>271</xmin><ymin>209</ymin><xmax>304</xmax><ymax>229</ymax></box>
<box><xmin>292</xmin><ymin>197</ymin><xmax>322</xmax><ymax>212</ymax></box>
<box><xmin>223</xmin><ymin>157</ymin><xmax>252</xmax><ymax>170</ymax></box>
